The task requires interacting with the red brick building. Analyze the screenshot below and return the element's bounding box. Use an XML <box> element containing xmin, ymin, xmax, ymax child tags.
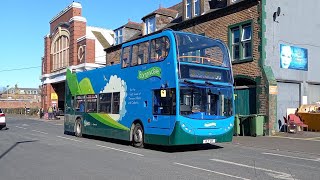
<box><xmin>41</xmin><ymin>2</ymin><xmax>114</xmax><ymax>112</ymax></box>
<box><xmin>105</xmin><ymin>0</ymin><xmax>276</xmax><ymax>134</ymax></box>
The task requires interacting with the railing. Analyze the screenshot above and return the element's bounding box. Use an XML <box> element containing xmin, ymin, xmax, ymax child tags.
<box><xmin>178</xmin><ymin>56</ymin><xmax>224</xmax><ymax>67</ymax></box>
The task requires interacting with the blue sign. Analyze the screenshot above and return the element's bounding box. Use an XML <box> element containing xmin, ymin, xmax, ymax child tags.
<box><xmin>280</xmin><ymin>44</ymin><xmax>308</xmax><ymax>71</ymax></box>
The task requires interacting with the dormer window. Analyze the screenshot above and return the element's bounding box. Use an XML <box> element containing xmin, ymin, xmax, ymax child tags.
<box><xmin>186</xmin><ymin>0</ymin><xmax>192</xmax><ymax>19</ymax></box>
<box><xmin>185</xmin><ymin>0</ymin><xmax>201</xmax><ymax>20</ymax></box>
<box><xmin>194</xmin><ymin>0</ymin><xmax>200</xmax><ymax>16</ymax></box>
<box><xmin>114</xmin><ymin>28</ymin><xmax>123</xmax><ymax>45</ymax></box>
<box><xmin>145</xmin><ymin>16</ymin><xmax>156</xmax><ymax>34</ymax></box>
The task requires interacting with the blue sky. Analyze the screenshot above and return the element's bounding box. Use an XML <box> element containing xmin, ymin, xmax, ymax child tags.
<box><xmin>0</xmin><ymin>0</ymin><xmax>181</xmax><ymax>89</ymax></box>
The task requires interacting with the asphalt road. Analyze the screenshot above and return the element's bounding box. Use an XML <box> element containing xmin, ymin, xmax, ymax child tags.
<box><xmin>0</xmin><ymin>115</ymin><xmax>319</xmax><ymax>180</ymax></box>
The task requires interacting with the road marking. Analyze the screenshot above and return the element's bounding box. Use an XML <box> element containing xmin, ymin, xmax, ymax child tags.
<box><xmin>22</xmin><ymin>124</ymin><xmax>29</xmax><ymax>126</ymax></box>
<box><xmin>31</xmin><ymin>130</ymin><xmax>49</xmax><ymax>135</ymax></box>
<box><xmin>96</xmin><ymin>144</ymin><xmax>144</xmax><ymax>157</ymax></box>
<box><xmin>15</xmin><ymin>126</ymin><xmax>27</xmax><ymax>130</ymax></box>
<box><xmin>210</xmin><ymin>158</ymin><xmax>295</xmax><ymax>180</ymax></box>
<box><xmin>270</xmin><ymin>136</ymin><xmax>320</xmax><ymax>142</ymax></box>
<box><xmin>262</xmin><ymin>152</ymin><xmax>320</xmax><ymax>162</ymax></box>
<box><xmin>57</xmin><ymin>136</ymin><xmax>82</xmax><ymax>142</ymax></box>
<box><xmin>174</xmin><ymin>162</ymin><xmax>249</xmax><ymax>180</ymax></box>
<box><xmin>52</xmin><ymin>123</ymin><xmax>63</xmax><ymax>126</ymax></box>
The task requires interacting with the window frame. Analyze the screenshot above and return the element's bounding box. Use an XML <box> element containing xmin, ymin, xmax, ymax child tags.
<box><xmin>145</xmin><ymin>16</ymin><xmax>156</xmax><ymax>35</ymax></box>
<box><xmin>131</xmin><ymin>40</ymin><xmax>149</xmax><ymax>66</ymax></box>
<box><xmin>51</xmin><ymin>30</ymin><xmax>70</xmax><ymax>71</ymax></box>
<box><xmin>121</xmin><ymin>46</ymin><xmax>131</xmax><ymax>68</ymax></box>
<box><xmin>114</xmin><ymin>28</ymin><xmax>123</xmax><ymax>45</ymax></box>
<box><xmin>98</xmin><ymin>92</ymin><xmax>120</xmax><ymax>114</ymax></box>
<box><xmin>228</xmin><ymin>20</ymin><xmax>253</xmax><ymax>64</ymax></box>
<box><xmin>186</xmin><ymin>0</ymin><xmax>192</xmax><ymax>19</ymax></box>
<box><xmin>86</xmin><ymin>94</ymin><xmax>97</xmax><ymax>113</ymax></box>
<box><xmin>149</xmin><ymin>36</ymin><xmax>170</xmax><ymax>63</ymax></box>
<box><xmin>193</xmin><ymin>0</ymin><xmax>200</xmax><ymax>17</ymax></box>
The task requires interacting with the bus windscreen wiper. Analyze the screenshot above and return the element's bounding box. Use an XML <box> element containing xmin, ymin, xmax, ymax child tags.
<box><xmin>205</xmin><ymin>81</ymin><xmax>214</xmax><ymax>86</ymax></box>
<box><xmin>184</xmin><ymin>79</ymin><xmax>195</xmax><ymax>85</ymax></box>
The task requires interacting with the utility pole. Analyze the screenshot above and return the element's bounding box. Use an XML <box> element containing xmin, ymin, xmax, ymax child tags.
<box><xmin>6</xmin><ymin>85</ymin><xmax>9</xmax><ymax>99</ymax></box>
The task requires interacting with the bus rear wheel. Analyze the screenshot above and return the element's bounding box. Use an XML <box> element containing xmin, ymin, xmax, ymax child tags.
<box><xmin>132</xmin><ymin>123</ymin><xmax>144</xmax><ymax>148</ymax></box>
<box><xmin>75</xmin><ymin>119</ymin><xmax>82</xmax><ymax>137</ymax></box>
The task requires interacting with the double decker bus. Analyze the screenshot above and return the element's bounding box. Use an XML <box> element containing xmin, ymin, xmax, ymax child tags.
<box><xmin>64</xmin><ymin>30</ymin><xmax>234</xmax><ymax>147</ymax></box>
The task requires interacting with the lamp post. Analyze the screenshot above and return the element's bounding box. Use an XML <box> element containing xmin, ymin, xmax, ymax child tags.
<box><xmin>6</xmin><ymin>85</ymin><xmax>9</xmax><ymax>99</ymax></box>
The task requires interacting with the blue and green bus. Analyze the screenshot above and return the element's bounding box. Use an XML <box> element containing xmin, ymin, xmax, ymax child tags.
<box><xmin>64</xmin><ymin>30</ymin><xmax>234</xmax><ymax>147</ymax></box>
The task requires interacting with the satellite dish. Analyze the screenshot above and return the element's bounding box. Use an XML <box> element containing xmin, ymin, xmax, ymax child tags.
<box><xmin>277</xmin><ymin>7</ymin><xmax>281</xmax><ymax>16</ymax></box>
<box><xmin>273</xmin><ymin>12</ymin><xmax>277</xmax><ymax>21</ymax></box>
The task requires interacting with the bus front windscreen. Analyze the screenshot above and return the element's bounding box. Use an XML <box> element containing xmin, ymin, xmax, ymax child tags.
<box><xmin>179</xmin><ymin>86</ymin><xmax>233</xmax><ymax>119</ymax></box>
<box><xmin>174</xmin><ymin>32</ymin><xmax>230</xmax><ymax>68</ymax></box>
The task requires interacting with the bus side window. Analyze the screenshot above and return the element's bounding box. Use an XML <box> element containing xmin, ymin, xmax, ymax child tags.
<box><xmin>122</xmin><ymin>46</ymin><xmax>131</xmax><ymax>68</ymax></box>
<box><xmin>150</xmin><ymin>39</ymin><xmax>157</xmax><ymax>62</ymax></box>
<box><xmin>131</xmin><ymin>45</ymin><xmax>139</xmax><ymax>66</ymax></box>
<box><xmin>75</xmin><ymin>95</ymin><xmax>85</xmax><ymax>112</ymax></box>
<box><xmin>138</xmin><ymin>41</ymin><xmax>149</xmax><ymax>65</ymax></box>
<box><xmin>99</xmin><ymin>93</ymin><xmax>112</xmax><ymax>113</ymax></box>
<box><xmin>150</xmin><ymin>37</ymin><xmax>169</xmax><ymax>62</ymax></box>
<box><xmin>86</xmin><ymin>94</ymin><xmax>97</xmax><ymax>112</ymax></box>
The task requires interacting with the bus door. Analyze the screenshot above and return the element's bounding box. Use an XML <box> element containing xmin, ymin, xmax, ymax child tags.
<box><xmin>150</xmin><ymin>88</ymin><xmax>176</xmax><ymax>129</ymax></box>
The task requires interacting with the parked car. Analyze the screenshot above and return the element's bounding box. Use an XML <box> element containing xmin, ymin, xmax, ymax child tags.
<box><xmin>0</xmin><ymin>108</ymin><xmax>6</xmax><ymax>130</ymax></box>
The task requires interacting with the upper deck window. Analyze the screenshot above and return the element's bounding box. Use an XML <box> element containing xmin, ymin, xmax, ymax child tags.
<box><xmin>121</xmin><ymin>35</ymin><xmax>170</xmax><ymax>68</ymax></box>
<box><xmin>131</xmin><ymin>41</ymin><xmax>149</xmax><ymax>66</ymax></box>
<box><xmin>121</xmin><ymin>46</ymin><xmax>131</xmax><ymax>68</ymax></box>
<box><xmin>175</xmin><ymin>32</ymin><xmax>228</xmax><ymax>67</ymax></box>
<box><xmin>150</xmin><ymin>37</ymin><xmax>170</xmax><ymax>62</ymax></box>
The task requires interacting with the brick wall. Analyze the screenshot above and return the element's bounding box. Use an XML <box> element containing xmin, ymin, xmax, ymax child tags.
<box><xmin>106</xmin><ymin>47</ymin><xmax>121</xmax><ymax>65</ymax></box>
<box><xmin>86</xmin><ymin>39</ymin><xmax>95</xmax><ymax>63</ymax></box>
<box><xmin>69</xmin><ymin>20</ymin><xmax>86</xmax><ymax>66</ymax></box>
<box><xmin>50</xmin><ymin>7</ymin><xmax>81</xmax><ymax>34</ymax></box>
<box><xmin>0</xmin><ymin>101</ymin><xmax>40</xmax><ymax>109</ymax></box>
<box><xmin>44</xmin><ymin>36</ymin><xmax>51</xmax><ymax>74</ymax></box>
<box><xmin>174</xmin><ymin>3</ymin><xmax>267</xmax><ymax>114</ymax></box>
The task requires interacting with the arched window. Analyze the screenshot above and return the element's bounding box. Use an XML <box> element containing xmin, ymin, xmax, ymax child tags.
<box><xmin>51</xmin><ymin>28</ymin><xmax>70</xmax><ymax>71</ymax></box>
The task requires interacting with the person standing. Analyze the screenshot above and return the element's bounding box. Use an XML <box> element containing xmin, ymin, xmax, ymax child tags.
<box><xmin>48</xmin><ymin>106</ymin><xmax>53</xmax><ymax>120</ymax></box>
<box><xmin>53</xmin><ymin>105</ymin><xmax>57</xmax><ymax>119</ymax></box>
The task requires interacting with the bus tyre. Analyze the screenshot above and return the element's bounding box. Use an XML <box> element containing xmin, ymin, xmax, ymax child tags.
<box><xmin>75</xmin><ymin>119</ymin><xmax>82</xmax><ymax>137</ymax></box>
<box><xmin>132</xmin><ymin>123</ymin><xmax>144</xmax><ymax>148</ymax></box>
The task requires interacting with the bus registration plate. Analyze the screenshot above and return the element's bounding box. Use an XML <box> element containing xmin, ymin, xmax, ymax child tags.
<box><xmin>203</xmin><ymin>139</ymin><xmax>216</xmax><ymax>144</ymax></box>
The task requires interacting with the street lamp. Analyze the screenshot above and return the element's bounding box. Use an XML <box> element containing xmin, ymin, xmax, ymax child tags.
<box><xmin>6</xmin><ymin>85</ymin><xmax>9</xmax><ymax>99</ymax></box>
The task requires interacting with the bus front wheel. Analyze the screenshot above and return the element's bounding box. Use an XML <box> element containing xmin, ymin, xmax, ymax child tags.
<box><xmin>132</xmin><ymin>123</ymin><xmax>144</xmax><ymax>148</ymax></box>
<box><xmin>75</xmin><ymin>119</ymin><xmax>82</xmax><ymax>137</ymax></box>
